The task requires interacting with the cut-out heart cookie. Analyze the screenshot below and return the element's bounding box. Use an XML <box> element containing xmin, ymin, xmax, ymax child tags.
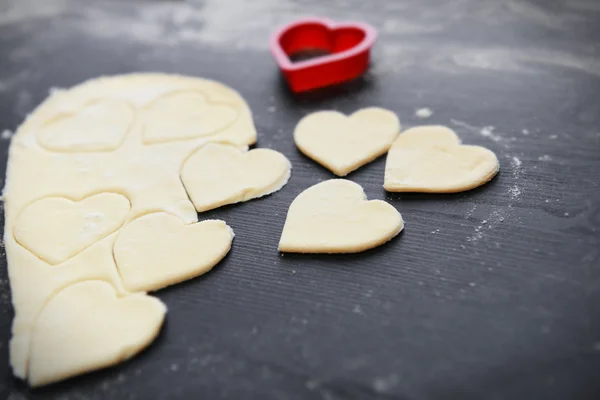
<box><xmin>14</xmin><ymin>193</ymin><xmax>130</xmax><ymax>265</ymax></box>
<box><xmin>37</xmin><ymin>98</ymin><xmax>134</xmax><ymax>152</ymax></box>
<box><xmin>384</xmin><ymin>125</ymin><xmax>499</xmax><ymax>193</ymax></box>
<box><xmin>28</xmin><ymin>280</ymin><xmax>166</xmax><ymax>387</ymax></box>
<box><xmin>114</xmin><ymin>212</ymin><xmax>234</xmax><ymax>292</ymax></box>
<box><xmin>142</xmin><ymin>90</ymin><xmax>239</xmax><ymax>144</ymax></box>
<box><xmin>294</xmin><ymin>108</ymin><xmax>400</xmax><ymax>176</ymax></box>
<box><xmin>279</xmin><ymin>179</ymin><xmax>404</xmax><ymax>253</ymax></box>
<box><xmin>181</xmin><ymin>143</ymin><xmax>291</xmax><ymax>212</ymax></box>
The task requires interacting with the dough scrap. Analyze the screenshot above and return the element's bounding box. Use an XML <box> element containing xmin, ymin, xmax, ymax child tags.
<box><xmin>384</xmin><ymin>125</ymin><xmax>499</xmax><ymax>193</ymax></box>
<box><xmin>14</xmin><ymin>193</ymin><xmax>130</xmax><ymax>265</ymax></box>
<box><xmin>279</xmin><ymin>179</ymin><xmax>404</xmax><ymax>253</ymax></box>
<box><xmin>181</xmin><ymin>143</ymin><xmax>291</xmax><ymax>212</ymax></box>
<box><xmin>294</xmin><ymin>108</ymin><xmax>400</xmax><ymax>176</ymax></box>
<box><xmin>114</xmin><ymin>213</ymin><xmax>234</xmax><ymax>292</ymax></box>
<box><xmin>28</xmin><ymin>280</ymin><xmax>166</xmax><ymax>387</ymax></box>
<box><xmin>3</xmin><ymin>73</ymin><xmax>257</xmax><ymax>384</ymax></box>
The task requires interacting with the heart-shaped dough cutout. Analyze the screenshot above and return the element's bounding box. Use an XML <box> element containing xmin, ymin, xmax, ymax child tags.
<box><xmin>181</xmin><ymin>143</ymin><xmax>291</xmax><ymax>212</ymax></box>
<box><xmin>294</xmin><ymin>108</ymin><xmax>400</xmax><ymax>176</ymax></box>
<box><xmin>14</xmin><ymin>193</ymin><xmax>130</xmax><ymax>265</ymax></box>
<box><xmin>384</xmin><ymin>125</ymin><xmax>499</xmax><ymax>193</ymax></box>
<box><xmin>28</xmin><ymin>280</ymin><xmax>166</xmax><ymax>387</ymax></box>
<box><xmin>37</xmin><ymin>98</ymin><xmax>134</xmax><ymax>152</ymax></box>
<box><xmin>142</xmin><ymin>90</ymin><xmax>239</xmax><ymax>144</ymax></box>
<box><xmin>279</xmin><ymin>179</ymin><xmax>404</xmax><ymax>253</ymax></box>
<box><xmin>114</xmin><ymin>212</ymin><xmax>234</xmax><ymax>292</ymax></box>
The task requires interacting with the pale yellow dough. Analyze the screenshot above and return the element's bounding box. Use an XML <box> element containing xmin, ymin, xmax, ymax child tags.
<box><xmin>28</xmin><ymin>281</ymin><xmax>166</xmax><ymax>387</ymax></box>
<box><xmin>384</xmin><ymin>126</ymin><xmax>499</xmax><ymax>193</ymax></box>
<box><xmin>14</xmin><ymin>193</ymin><xmax>130</xmax><ymax>265</ymax></box>
<box><xmin>181</xmin><ymin>143</ymin><xmax>291</xmax><ymax>212</ymax></box>
<box><xmin>114</xmin><ymin>213</ymin><xmax>234</xmax><ymax>292</ymax></box>
<box><xmin>279</xmin><ymin>179</ymin><xmax>404</xmax><ymax>253</ymax></box>
<box><xmin>294</xmin><ymin>108</ymin><xmax>400</xmax><ymax>176</ymax></box>
<box><xmin>2</xmin><ymin>73</ymin><xmax>258</xmax><ymax>385</ymax></box>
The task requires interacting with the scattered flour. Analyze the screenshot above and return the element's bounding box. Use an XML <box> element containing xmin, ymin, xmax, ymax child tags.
<box><xmin>1</xmin><ymin>130</ymin><xmax>13</xmax><ymax>140</ymax></box>
<box><xmin>508</xmin><ymin>186</ymin><xmax>522</xmax><ymax>199</ymax></box>
<box><xmin>508</xmin><ymin>156</ymin><xmax>523</xmax><ymax>200</ymax></box>
<box><xmin>450</xmin><ymin>119</ymin><xmax>507</xmax><ymax>145</ymax></box>
<box><xmin>480</xmin><ymin>126</ymin><xmax>502</xmax><ymax>143</ymax></box>
<box><xmin>415</xmin><ymin>108</ymin><xmax>433</xmax><ymax>119</ymax></box>
<box><xmin>372</xmin><ymin>374</ymin><xmax>398</xmax><ymax>393</ymax></box>
<box><xmin>549</xmin><ymin>134</ymin><xmax>558</xmax><ymax>139</ymax></box>
<box><xmin>467</xmin><ymin>225</ymin><xmax>485</xmax><ymax>242</ymax></box>
<box><xmin>521</xmin><ymin>129</ymin><xmax>529</xmax><ymax>135</ymax></box>
<box><xmin>465</xmin><ymin>209</ymin><xmax>507</xmax><ymax>244</ymax></box>
<box><xmin>538</xmin><ymin>154</ymin><xmax>552</xmax><ymax>161</ymax></box>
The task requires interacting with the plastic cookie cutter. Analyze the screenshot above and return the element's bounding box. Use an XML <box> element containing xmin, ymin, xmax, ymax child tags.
<box><xmin>269</xmin><ymin>17</ymin><xmax>377</xmax><ymax>93</ymax></box>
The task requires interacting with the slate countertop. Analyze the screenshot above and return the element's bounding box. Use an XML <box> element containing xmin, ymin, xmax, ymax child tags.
<box><xmin>0</xmin><ymin>0</ymin><xmax>599</xmax><ymax>399</ymax></box>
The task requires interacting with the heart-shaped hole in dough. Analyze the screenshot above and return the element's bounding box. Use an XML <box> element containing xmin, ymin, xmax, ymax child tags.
<box><xmin>113</xmin><ymin>212</ymin><xmax>234</xmax><ymax>292</ymax></box>
<box><xmin>279</xmin><ymin>179</ymin><xmax>404</xmax><ymax>253</ymax></box>
<box><xmin>13</xmin><ymin>193</ymin><xmax>130</xmax><ymax>265</ymax></box>
<box><xmin>37</xmin><ymin>98</ymin><xmax>134</xmax><ymax>152</ymax></box>
<box><xmin>181</xmin><ymin>143</ymin><xmax>291</xmax><ymax>212</ymax></box>
<box><xmin>384</xmin><ymin>125</ymin><xmax>499</xmax><ymax>193</ymax></box>
<box><xmin>294</xmin><ymin>107</ymin><xmax>400</xmax><ymax>176</ymax></box>
<box><xmin>141</xmin><ymin>90</ymin><xmax>239</xmax><ymax>144</ymax></box>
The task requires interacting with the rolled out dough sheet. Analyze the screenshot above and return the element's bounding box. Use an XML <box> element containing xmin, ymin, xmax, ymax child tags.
<box><xmin>3</xmin><ymin>73</ymin><xmax>259</xmax><ymax>385</ymax></box>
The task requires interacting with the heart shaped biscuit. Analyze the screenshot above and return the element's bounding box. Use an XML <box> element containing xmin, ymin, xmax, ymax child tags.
<box><xmin>114</xmin><ymin>212</ymin><xmax>234</xmax><ymax>292</ymax></box>
<box><xmin>37</xmin><ymin>98</ymin><xmax>134</xmax><ymax>152</ymax></box>
<box><xmin>28</xmin><ymin>280</ymin><xmax>166</xmax><ymax>387</ymax></box>
<box><xmin>181</xmin><ymin>143</ymin><xmax>291</xmax><ymax>212</ymax></box>
<box><xmin>279</xmin><ymin>179</ymin><xmax>404</xmax><ymax>253</ymax></box>
<box><xmin>142</xmin><ymin>90</ymin><xmax>239</xmax><ymax>144</ymax></box>
<box><xmin>384</xmin><ymin>125</ymin><xmax>499</xmax><ymax>193</ymax></box>
<box><xmin>294</xmin><ymin>108</ymin><xmax>400</xmax><ymax>176</ymax></box>
<box><xmin>13</xmin><ymin>193</ymin><xmax>130</xmax><ymax>265</ymax></box>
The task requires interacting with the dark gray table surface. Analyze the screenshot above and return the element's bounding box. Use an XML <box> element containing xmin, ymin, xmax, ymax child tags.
<box><xmin>0</xmin><ymin>0</ymin><xmax>599</xmax><ymax>399</ymax></box>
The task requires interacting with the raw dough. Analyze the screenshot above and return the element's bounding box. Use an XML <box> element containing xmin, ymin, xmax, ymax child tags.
<box><xmin>114</xmin><ymin>213</ymin><xmax>234</xmax><ymax>292</ymax></box>
<box><xmin>14</xmin><ymin>193</ymin><xmax>130</xmax><ymax>265</ymax></box>
<box><xmin>384</xmin><ymin>125</ymin><xmax>499</xmax><ymax>193</ymax></box>
<box><xmin>142</xmin><ymin>91</ymin><xmax>240</xmax><ymax>144</ymax></box>
<box><xmin>28</xmin><ymin>280</ymin><xmax>166</xmax><ymax>387</ymax></box>
<box><xmin>2</xmin><ymin>73</ymin><xmax>257</xmax><ymax>385</ymax></box>
<box><xmin>294</xmin><ymin>108</ymin><xmax>400</xmax><ymax>176</ymax></box>
<box><xmin>181</xmin><ymin>143</ymin><xmax>291</xmax><ymax>212</ymax></box>
<box><xmin>38</xmin><ymin>98</ymin><xmax>134</xmax><ymax>152</ymax></box>
<box><xmin>279</xmin><ymin>179</ymin><xmax>404</xmax><ymax>253</ymax></box>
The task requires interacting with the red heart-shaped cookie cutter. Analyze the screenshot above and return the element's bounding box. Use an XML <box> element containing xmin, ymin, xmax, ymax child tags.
<box><xmin>269</xmin><ymin>17</ymin><xmax>377</xmax><ymax>93</ymax></box>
